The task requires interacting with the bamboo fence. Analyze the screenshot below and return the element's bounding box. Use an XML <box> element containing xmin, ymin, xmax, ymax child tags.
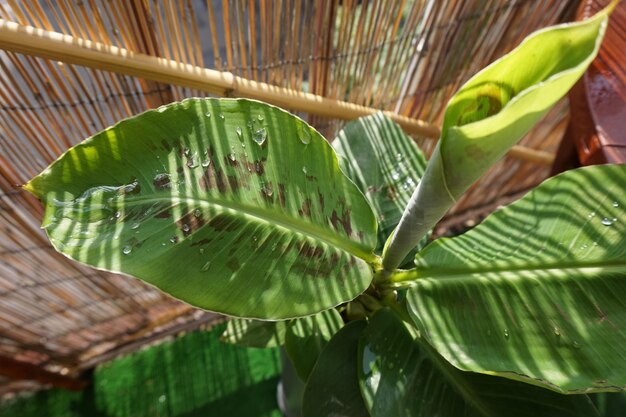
<box><xmin>0</xmin><ymin>0</ymin><xmax>576</xmax><ymax>393</ymax></box>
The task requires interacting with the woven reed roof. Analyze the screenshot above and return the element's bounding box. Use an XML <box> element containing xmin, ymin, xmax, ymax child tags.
<box><xmin>0</xmin><ymin>0</ymin><xmax>576</xmax><ymax>392</ymax></box>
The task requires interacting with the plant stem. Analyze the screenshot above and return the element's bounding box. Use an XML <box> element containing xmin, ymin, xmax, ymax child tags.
<box><xmin>381</xmin><ymin>144</ymin><xmax>455</xmax><ymax>271</ymax></box>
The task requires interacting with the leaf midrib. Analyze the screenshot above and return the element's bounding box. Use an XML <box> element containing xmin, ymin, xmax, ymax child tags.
<box><xmin>392</xmin><ymin>261</ymin><xmax>626</xmax><ymax>285</ymax></box>
<box><xmin>115</xmin><ymin>193</ymin><xmax>376</xmax><ymax>262</ymax></box>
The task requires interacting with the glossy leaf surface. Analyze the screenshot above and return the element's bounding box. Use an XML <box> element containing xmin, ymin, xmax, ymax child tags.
<box><xmin>284</xmin><ymin>309</ymin><xmax>343</xmax><ymax>381</ymax></box>
<box><xmin>26</xmin><ymin>98</ymin><xmax>377</xmax><ymax>319</ymax></box>
<box><xmin>302</xmin><ymin>321</ymin><xmax>370</xmax><ymax>417</ymax></box>
<box><xmin>405</xmin><ymin>165</ymin><xmax>626</xmax><ymax>393</ymax></box>
<box><xmin>359</xmin><ymin>308</ymin><xmax>599</xmax><ymax>417</ymax></box>
<box><xmin>333</xmin><ymin>113</ymin><xmax>428</xmax><ymax>255</ymax></box>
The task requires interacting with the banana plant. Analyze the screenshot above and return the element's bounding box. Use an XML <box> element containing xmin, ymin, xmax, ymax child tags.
<box><xmin>26</xmin><ymin>3</ymin><xmax>625</xmax><ymax>416</ymax></box>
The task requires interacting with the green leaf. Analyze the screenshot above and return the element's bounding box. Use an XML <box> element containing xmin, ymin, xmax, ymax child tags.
<box><xmin>25</xmin><ymin>98</ymin><xmax>378</xmax><ymax>320</ymax></box>
<box><xmin>333</xmin><ymin>113</ymin><xmax>429</xmax><ymax>255</ymax></box>
<box><xmin>221</xmin><ymin>319</ymin><xmax>287</xmax><ymax>348</ymax></box>
<box><xmin>382</xmin><ymin>6</ymin><xmax>613</xmax><ymax>270</ymax></box>
<box><xmin>302</xmin><ymin>320</ymin><xmax>370</xmax><ymax>417</ymax></box>
<box><xmin>403</xmin><ymin>165</ymin><xmax>626</xmax><ymax>393</ymax></box>
<box><xmin>441</xmin><ymin>5</ymin><xmax>611</xmax><ymax>196</ymax></box>
<box><xmin>359</xmin><ymin>308</ymin><xmax>599</xmax><ymax>417</ymax></box>
<box><xmin>285</xmin><ymin>309</ymin><xmax>343</xmax><ymax>381</ymax></box>
<box><xmin>592</xmin><ymin>392</ymin><xmax>626</xmax><ymax>417</ymax></box>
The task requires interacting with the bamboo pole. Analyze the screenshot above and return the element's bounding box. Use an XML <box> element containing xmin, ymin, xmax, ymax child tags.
<box><xmin>0</xmin><ymin>18</ymin><xmax>555</xmax><ymax>165</ymax></box>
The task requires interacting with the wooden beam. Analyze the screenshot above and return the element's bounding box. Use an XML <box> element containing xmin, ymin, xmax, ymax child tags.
<box><xmin>0</xmin><ymin>19</ymin><xmax>555</xmax><ymax>166</ymax></box>
<box><xmin>0</xmin><ymin>355</ymin><xmax>87</xmax><ymax>391</ymax></box>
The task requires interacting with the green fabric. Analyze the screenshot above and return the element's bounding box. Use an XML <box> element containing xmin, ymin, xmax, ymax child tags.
<box><xmin>0</xmin><ymin>324</ymin><xmax>282</xmax><ymax>417</ymax></box>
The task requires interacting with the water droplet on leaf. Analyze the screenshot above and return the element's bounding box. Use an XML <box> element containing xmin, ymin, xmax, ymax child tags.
<box><xmin>236</xmin><ymin>127</ymin><xmax>243</xmax><ymax>137</ymax></box>
<box><xmin>613</xmin><ymin>202</ymin><xmax>619</xmax><ymax>208</ymax></box>
<box><xmin>122</xmin><ymin>245</ymin><xmax>132</xmax><ymax>255</ymax></box>
<box><xmin>218</xmin><ymin>113</ymin><xmax>225</xmax><ymax>120</ymax></box>
<box><xmin>253</xmin><ymin>128</ymin><xmax>267</xmax><ymax>146</ymax></box>
<box><xmin>504</xmin><ymin>329</ymin><xmax>510</xmax><ymax>339</ymax></box>
<box><xmin>302</xmin><ymin>166</ymin><xmax>308</xmax><ymax>175</ymax></box>
<box><xmin>182</xmin><ymin>224</ymin><xmax>190</xmax><ymax>233</ymax></box>
<box><xmin>201</xmin><ymin>261</ymin><xmax>211</xmax><ymax>272</ymax></box>
<box><xmin>601</xmin><ymin>217</ymin><xmax>614</xmax><ymax>226</ymax></box>
<box><xmin>205</xmin><ymin>112</ymin><xmax>211</xmax><ymax>119</ymax></box>
<box><xmin>257</xmin><ymin>114</ymin><xmax>264</xmax><ymax>121</ymax></box>
<box><xmin>299</xmin><ymin>129</ymin><xmax>312</xmax><ymax>145</ymax></box>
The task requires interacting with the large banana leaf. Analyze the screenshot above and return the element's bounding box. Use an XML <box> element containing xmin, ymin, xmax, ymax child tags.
<box><xmin>302</xmin><ymin>321</ymin><xmax>370</xmax><ymax>417</ymax></box>
<box><xmin>382</xmin><ymin>4</ymin><xmax>613</xmax><ymax>269</ymax></box>
<box><xmin>333</xmin><ymin>113</ymin><xmax>428</xmax><ymax>255</ymax></box>
<box><xmin>26</xmin><ymin>98</ymin><xmax>377</xmax><ymax>319</ymax></box>
<box><xmin>403</xmin><ymin>165</ymin><xmax>626</xmax><ymax>393</ymax></box>
<box><xmin>359</xmin><ymin>308</ymin><xmax>599</xmax><ymax>417</ymax></box>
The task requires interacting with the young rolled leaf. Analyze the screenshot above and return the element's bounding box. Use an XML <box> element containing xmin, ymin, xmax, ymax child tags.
<box><xmin>25</xmin><ymin>98</ymin><xmax>377</xmax><ymax>320</ymax></box>
<box><xmin>302</xmin><ymin>321</ymin><xmax>370</xmax><ymax>417</ymax></box>
<box><xmin>383</xmin><ymin>5</ymin><xmax>613</xmax><ymax>270</ymax></box>
<box><xmin>401</xmin><ymin>164</ymin><xmax>626</xmax><ymax>393</ymax></box>
<box><xmin>221</xmin><ymin>319</ymin><xmax>287</xmax><ymax>348</ymax></box>
<box><xmin>333</xmin><ymin>113</ymin><xmax>429</xmax><ymax>256</ymax></box>
<box><xmin>284</xmin><ymin>309</ymin><xmax>343</xmax><ymax>382</ymax></box>
<box><xmin>359</xmin><ymin>308</ymin><xmax>599</xmax><ymax>417</ymax></box>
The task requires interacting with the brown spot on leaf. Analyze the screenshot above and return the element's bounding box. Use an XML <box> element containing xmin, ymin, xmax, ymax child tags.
<box><xmin>225</xmin><ymin>155</ymin><xmax>239</xmax><ymax>167</ymax></box>
<box><xmin>161</xmin><ymin>139</ymin><xmax>172</xmax><ymax>152</ymax></box>
<box><xmin>155</xmin><ymin>209</ymin><xmax>172</xmax><ymax>219</ymax></box>
<box><xmin>278</xmin><ymin>184</ymin><xmax>286</xmax><ymax>207</ymax></box>
<box><xmin>318</xmin><ymin>192</ymin><xmax>325</xmax><ymax>211</ymax></box>
<box><xmin>254</xmin><ymin>158</ymin><xmax>266</xmax><ymax>175</ymax></box>
<box><xmin>305</xmin><ymin>174</ymin><xmax>317</xmax><ymax>182</ymax></box>
<box><xmin>200</xmin><ymin>163</ymin><xmax>227</xmax><ymax>193</ymax></box>
<box><xmin>176</xmin><ymin>210</ymin><xmax>207</xmax><ymax>237</ymax></box>
<box><xmin>207</xmin><ymin>214</ymin><xmax>240</xmax><ymax>232</ymax></box>
<box><xmin>153</xmin><ymin>173</ymin><xmax>171</xmax><ymax>190</ymax></box>
<box><xmin>227</xmin><ymin>175</ymin><xmax>240</xmax><ymax>191</ymax></box>
<box><xmin>386</xmin><ymin>184</ymin><xmax>397</xmax><ymax>201</ymax></box>
<box><xmin>330</xmin><ymin>209</ymin><xmax>353</xmax><ymax>236</ymax></box>
<box><xmin>298</xmin><ymin>198</ymin><xmax>312</xmax><ymax>218</ymax></box>
<box><xmin>466</xmin><ymin>144</ymin><xmax>486</xmax><ymax>160</ymax></box>
<box><xmin>260</xmin><ymin>181</ymin><xmax>274</xmax><ymax>202</ymax></box>
<box><xmin>226</xmin><ymin>258</ymin><xmax>240</xmax><ymax>271</ymax></box>
<box><xmin>190</xmin><ymin>238</ymin><xmax>212</xmax><ymax>247</ymax></box>
<box><xmin>300</xmin><ymin>241</ymin><xmax>324</xmax><ymax>259</ymax></box>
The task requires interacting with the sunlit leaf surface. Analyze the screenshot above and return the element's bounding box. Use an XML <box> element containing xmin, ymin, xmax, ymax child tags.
<box><xmin>405</xmin><ymin>165</ymin><xmax>626</xmax><ymax>393</ymax></box>
<box><xmin>333</xmin><ymin>113</ymin><xmax>428</xmax><ymax>255</ymax></box>
<box><xmin>26</xmin><ymin>98</ymin><xmax>377</xmax><ymax>319</ymax></box>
